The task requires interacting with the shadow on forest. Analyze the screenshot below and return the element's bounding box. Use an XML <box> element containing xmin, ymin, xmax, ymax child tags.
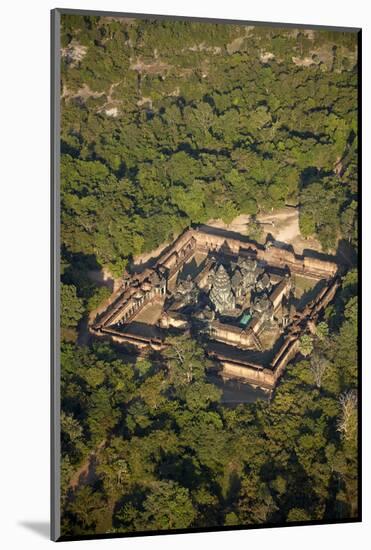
<box><xmin>324</xmin><ymin>473</ymin><xmax>352</xmax><ymax>520</ymax></box>
<box><xmin>335</xmin><ymin>238</ymin><xmax>358</xmax><ymax>267</ymax></box>
<box><xmin>264</xmin><ymin>455</ymin><xmax>321</xmax><ymax>523</ymax></box>
<box><xmin>299</xmin><ymin>167</ymin><xmax>330</xmax><ymax>189</ymax></box>
<box><xmin>225</xmin><ymin>471</ymin><xmax>242</xmax><ymax>505</ymax></box>
<box><xmin>112</xmin><ymin>486</ymin><xmax>148</xmax><ymax>528</ymax></box>
<box><xmin>62</xmin><ymin>248</ymin><xmax>101</xmax><ymax>278</ymax></box>
<box><xmin>156</xmin><ymin>452</ymin><xmax>206</xmax><ymax>490</ymax></box>
<box><xmin>62</xmin><ymin>249</ymin><xmax>114</xmax><ymax>293</ymax></box>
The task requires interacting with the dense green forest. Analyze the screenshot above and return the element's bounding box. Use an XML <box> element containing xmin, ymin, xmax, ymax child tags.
<box><xmin>61</xmin><ymin>16</ymin><xmax>358</xmax><ymax>280</ymax></box>
<box><xmin>59</xmin><ymin>15</ymin><xmax>359</xmax><ymax>536</ymax></box>
<box><xmin>61</xmin><ymin>270</ymin><xmax>358</xmax><ymax>535</ymax></box>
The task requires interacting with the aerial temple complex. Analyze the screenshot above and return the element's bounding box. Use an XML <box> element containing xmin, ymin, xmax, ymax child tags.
<box><xmin>90</xmin><ymin>226</ymin><xmax>340</xmax><ymax>393</ymax></box>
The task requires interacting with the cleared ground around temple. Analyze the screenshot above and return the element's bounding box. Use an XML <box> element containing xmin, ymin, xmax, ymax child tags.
<box><xmin>204</xmin><ymin>206</ymin><xmax>323</xmax><ymax>255</ymax></box>
<box><xmin>130</xmin><ymin>206</ymin><xmax>324</xmax><ymax>274</ymax></box>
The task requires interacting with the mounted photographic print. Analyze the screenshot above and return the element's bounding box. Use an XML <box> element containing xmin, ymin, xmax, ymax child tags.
<box><xmin>51</xmin><ymin>8</ymin><xmax>361</xmax><ymax>542</ymax></box>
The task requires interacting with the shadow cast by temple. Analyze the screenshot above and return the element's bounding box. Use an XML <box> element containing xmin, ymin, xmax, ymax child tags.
<box><xmin>129</xmin><ymin>237</ymin><xmax>180</xmax><ymax>274</ymax></box>
<box><xmin>335</xmin><ymin>238</ymin><xmax>358</xmax><ymax>267</ymax></box>
<box><xmin>265</xmin><ymin>232</ymin><xmax>295</xmax><ymax>254</ymax></box>
<box><xmin>302</xmin><ymin>247</ymin><xmax>339</xmax><ymax>265</ymax></box>
<box><xmin>292</xmin><ymin>278</ymin><xmax>328</xmax><ymax>310</ymax></box>
<box><xmin>198</xmin><ymin>224</ymin><xmax>265</xmax><ymax>250</ymax></box>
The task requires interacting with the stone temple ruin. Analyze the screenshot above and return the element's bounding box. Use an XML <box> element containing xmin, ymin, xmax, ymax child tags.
<box><xmin>90</xmin><ymin>226</ymin><xmax>340</xmax><ymax>393</ymax></box>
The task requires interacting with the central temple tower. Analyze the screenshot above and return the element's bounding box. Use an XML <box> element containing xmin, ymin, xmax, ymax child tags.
<box><xmin>209</xmin><ymin>264</ymin><xmax>235</xmax><ymax>314</ymax></box>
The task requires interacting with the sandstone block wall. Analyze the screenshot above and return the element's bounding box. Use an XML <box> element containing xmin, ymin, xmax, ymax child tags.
<box><xmin>221</xmin><ymin>362</ymin><xmax>275</xmax><ymax>390</ymax></box>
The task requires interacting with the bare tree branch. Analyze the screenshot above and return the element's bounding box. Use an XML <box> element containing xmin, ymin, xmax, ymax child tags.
<box><xmin>309</xmin><ymin>351</ymin><xmax>328</xmax><ymax>388</ymax></box>
<box><xmin>337</xmin><ymin>389</ymin><xmax>358</xmax><ymax>440</ymax></box>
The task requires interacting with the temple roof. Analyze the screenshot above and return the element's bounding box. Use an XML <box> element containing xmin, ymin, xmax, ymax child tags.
<box><xmin>212</xmin><ymin>264</ymin><xmax>231</xmax><ymax>290</ymax></box>
<box><xmin>231</xmin><ymin>268</ymin><xmax>243</xmax><ymax>288</ymax></box>
<box><xmin>238</xmin><ymin>257</ymin><xmax>258</xmax><ymax>272</ymax></box>
<box><xmin>258</xmin><ymin>272</ymin><xmax>271</xmax><ymax>288</ymax></box>
<box><xmin>252</xmin><ymin>294</ymin><xmax>272</xmax><ymax>314</ymax></box>
<box><xmin>209</xmin><ymin>264</ymin><xmax>235</xmax><ymax>313</ymax></box>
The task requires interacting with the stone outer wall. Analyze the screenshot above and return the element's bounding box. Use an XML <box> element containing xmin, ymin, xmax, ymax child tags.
<box><xmin>209</xmin><ymin>321</ymin><xmax>255</xmax><ymax>348</ymax></box>
<box><xmin>191</xmin><ymin>228</ymin><xmax>337</xmax><ymax>280</ymax></box>
<box><xmin>92</xmin><ymin>325</ymin><xmax>163</xmax><ymax>350</ymax></box>
<box><xmin>156</xmin><ymin>230</ymin><xmax>197</xmax><ymax>268</ymax></box>
<box><xmin>221</xmin><ymin>362</ymin><xmax>276</xmax><ymax>391</ymax></box>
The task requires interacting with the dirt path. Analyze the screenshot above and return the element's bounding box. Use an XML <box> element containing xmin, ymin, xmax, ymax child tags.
<box><xmin>69</xmin><ymin>440</ymin><xmax>106</xmax><ymax>491</ymax></box>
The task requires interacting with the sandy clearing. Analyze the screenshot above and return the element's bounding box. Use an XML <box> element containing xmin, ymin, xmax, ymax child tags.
<box><xmin>204</xmin><ymin>207</ymin><xmax>323</xmax><ymax>255</ymax></box>
<box><xmin>130</xmin><ymin>59</ymin><xmax>172</xmax><ymax>75</ymax></box>
<box><xmin>258</xmin><ymin>208</ymin><xmax>323</xmax><ymax>254</ymax></box>
<box><xmin>62</xmin><ymin>84</ymin><xmax>105</xmax><ymax>102</ymax></box>
<box><xmin>61</xmin><ymin>41</ymin><xmax>88</xmax><ymax>67</ymax></box>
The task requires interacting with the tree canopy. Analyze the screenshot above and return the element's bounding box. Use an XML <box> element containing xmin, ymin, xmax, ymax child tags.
<box><xmin>61</xmin><ymin>270</ymin><xmax>358</xmax><ymax>536</ymax></box>
<box><xmin>60</xmin><ymin>15</ymin><xmax>358</xmax><ymax>282</ymax></box>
